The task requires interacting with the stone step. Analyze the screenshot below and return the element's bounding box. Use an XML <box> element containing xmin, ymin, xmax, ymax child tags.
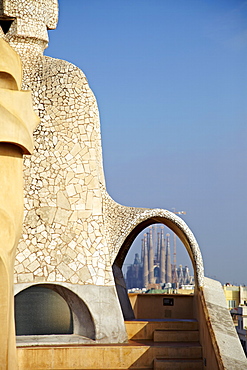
<box><xmin>130</xmin><ymin>341</ymin><xmax>202</xmax><ymax>369</ymax></box>
<box><xmin>154</xmin><ymin>358</ymin><xmax>203</xmax><ymax>370</ymax></box>
<box><xmin>147</xmin><ymin>341</ymin><xmax>202</xmax><ymax>360</ymax></box>
<box><xmin>153</xmin><ymin>329</ymin><xmax>199</xmax><ymax>342</ymax></box>
<box><xmin>125</xmin><ymin>319</ymin><xmax>199</xmax><ymax>340</ymax></box>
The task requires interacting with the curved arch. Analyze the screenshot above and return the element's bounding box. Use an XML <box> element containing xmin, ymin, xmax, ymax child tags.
<box><xmin>14</xmin><ymin>283</ymin><xmax>95</xmax><ymax>340</ymax></box>
<box><xmin>113</xmin><ymin>209</ymin><xmax>204</xmax><ymax>288</ymax></box>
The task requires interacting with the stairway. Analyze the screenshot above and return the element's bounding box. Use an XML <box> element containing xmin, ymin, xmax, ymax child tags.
<box><xmin>17</xmin><ymin>319</ymin><xmax>203</xmax><ymax>369</ymax></box>
<box><xmin>126</xmin><ymin>319</ymin><xmax>203</xmax><ymax>369</ymax></box>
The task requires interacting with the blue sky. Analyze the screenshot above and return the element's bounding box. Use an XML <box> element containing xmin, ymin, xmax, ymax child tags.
<box><xmin>47</xmin><ymin>0</ymin><xmax>247</xmax><ymax>284</ymax></box>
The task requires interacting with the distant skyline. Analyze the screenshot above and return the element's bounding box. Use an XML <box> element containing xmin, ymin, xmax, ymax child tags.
<box><xmin>123</xmin><ymin>224</ymin><xmax>194</xmax><ymax>280</ymax></box>
<box><xmin>47</xmin><ymin>0</ymin><xmax>247</xmax><ymax>285</ymax></box>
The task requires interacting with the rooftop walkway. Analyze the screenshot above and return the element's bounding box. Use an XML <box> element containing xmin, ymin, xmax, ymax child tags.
<box><xmin>17</xmin><ymin>319</ymin><xmax>203</xmax><ymax>369</ymax></box>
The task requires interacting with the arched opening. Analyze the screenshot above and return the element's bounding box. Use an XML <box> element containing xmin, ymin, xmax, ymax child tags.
<box><xmin>14</xmin><ymin>284</ymin><xmax>96</xmax><ymax>340</ymax></box>
<box><xmin>15</xmin><ymin>285</ymin><xmax>73</xmax><ymax>335</ymax></box>
<box><xmin>112</xmin><ymin>214</ymin><xmax>204</xmax><ymax>320</ymax></box>
<box><xmin>124</xmin><ymin>224</ymin><xmax>194</xmax><ymax>292</ymax></box>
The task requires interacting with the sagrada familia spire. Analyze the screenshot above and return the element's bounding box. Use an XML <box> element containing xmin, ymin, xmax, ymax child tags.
<box><xmin>125</xmin><ymin>226</ymin><xmax>194</xmax><ymax>290</ymax></box>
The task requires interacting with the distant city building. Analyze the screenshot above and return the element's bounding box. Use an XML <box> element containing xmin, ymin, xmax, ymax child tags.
<box><xmin>125</xmin><ymin>226</ymin><xmax>194</xmax><ymax>290</ymax></box>
<box><xmin>223</xmin><ymin>284</ymin><xmax>247</xmax><ymax>309</ymax></box>
<box><xmin>223</xmin><ymin>284</ymin><xmax>247</xmax><ymax>355</ymax></box>
<box><xmin>233</xmin><ymin>305</ymin><xmax>247</xmax><ymax>356</ymax></box>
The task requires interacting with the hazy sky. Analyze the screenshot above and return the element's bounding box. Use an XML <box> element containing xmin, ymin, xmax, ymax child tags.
<box><xmin>46</xmin><ymin>0</ymin><xmax>247</xmax><ymax>285</ymax></box>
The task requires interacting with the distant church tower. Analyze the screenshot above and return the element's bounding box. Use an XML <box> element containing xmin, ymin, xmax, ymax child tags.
<box><xmin>148</xmin><ymin>228</ymin><xmax>155</xmax><ymax>284</ymax></box>
<box><xmin>160</xmin><ymin>227</ymin><xmax>166</xmax><ymax>284</ymax></box>
<box><xmin>125</xmin><ymin>225</ymin><xmax>194</xmax><ymax>290</ymax></box>
<box><xmin>143</xmin><ymin>234</ymin><xmax>149</xmax><ymax>288</ymax></box>
<box><xmin>165</xmin><ymin>234</ymin><xmax>172</xmax><ymax>283</ymax></box>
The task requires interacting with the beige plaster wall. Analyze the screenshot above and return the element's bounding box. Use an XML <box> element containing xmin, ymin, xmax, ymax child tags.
<box><xmin>0</xmin><ymin>37</ymin><xmax>39</xmax><ymax>370</ymax></box>
<box><xmin>129</xmin><ymin>293</ymin><xmax>194</xmax><ymax>320</ymax></box>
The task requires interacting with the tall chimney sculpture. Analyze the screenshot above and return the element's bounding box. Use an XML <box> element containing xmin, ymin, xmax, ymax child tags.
<box><xmin>0</xmin><ymin>0</ymin><xmax>205</xmax><ymax>348</ymax></box>
<box><xmin>0</xmin><ymin>38</ymin><xmax>38</xmax><ymax>370</ymax></box>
